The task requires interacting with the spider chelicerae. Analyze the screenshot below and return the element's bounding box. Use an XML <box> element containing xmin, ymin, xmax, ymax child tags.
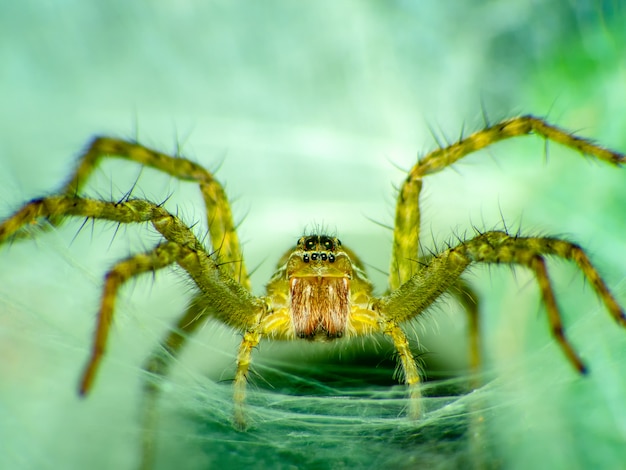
<box><xmin>2</xmin><ymin>116</ymin><xmax>625</xmax><ymax>446</ymax></box>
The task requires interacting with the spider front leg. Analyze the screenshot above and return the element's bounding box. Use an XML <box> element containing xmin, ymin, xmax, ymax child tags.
<box><xmin>390</xmin><ymin>115</ymin><xmax>626</xmax><ymax>291</ymax></box>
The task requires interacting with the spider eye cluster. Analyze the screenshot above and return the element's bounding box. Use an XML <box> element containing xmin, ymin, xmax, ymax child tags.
<box><xmin>303</xmin><ymin>252</ymin><xmax>334</xmax><ymax>263</ymax></box>
<box><xmin>298</xmin><ymin>235</ymin><xmax>341</xmax><ymax>263</ymax></box>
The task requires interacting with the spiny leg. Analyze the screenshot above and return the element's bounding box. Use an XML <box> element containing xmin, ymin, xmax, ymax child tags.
<box><xmin>233</xmin><ymin>328</ymin><xmax>262</xmax><ymax>430</ymax></box>
<box><xmin>381</xmin><ymin>230</ymin><xmax>625</xmax><ymax>377</ymax></box>
<box><xmin>383</xmin><ymin>320</ymin><xmax>422</xmax><ymax>419</ymax></box>
<box><xmin>1</xmin><ymin>196</ymin><xmax>201</xmax><ymax>255</ymax></box>
<box><xmin>458</xmin><ymin>232</ymin><xmax>626</xmax><ymax>372</ymax></box>
<box><xmin>0</xmin><ymin>195</ymin><xmax>263</xmax><ymax>395</ymax></box>
<box><xmin>390</xmin><ymin>115</ymin><xmax>626</xmax><ymax>291</ymax></box>
<box><xmin>17</xmin><ymin>136</ymin><xmax>248</xmax><ymax>288</ymax></box>
<box><xmin>80</xmin><ymin>235</ymin><xmax>259</xmax><ymax>395</ymax></box>
<box><xmin>80</xmin><ymin>242</ymin><xmax>183</xmax><ymax>394</ymax></box>
<box><xmin>51</xmin><ymin>139</ymin><xmax>260</xmax><ymax>453</ymax></box>
<box><xmin>383</xmin><ymin>274</ymin><xmax>482</xmax><ymax>416</ymax></box>
<box><xmin>374</xmin><ymin>249</ymin><xmax>471</xmax><ymax>418</ymax></box>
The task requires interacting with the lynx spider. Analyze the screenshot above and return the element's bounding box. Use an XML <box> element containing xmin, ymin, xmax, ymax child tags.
<box><xmin>1</xmin><ymin>115</ymin><xmax>625</xmax><ymax>464</ymax></box>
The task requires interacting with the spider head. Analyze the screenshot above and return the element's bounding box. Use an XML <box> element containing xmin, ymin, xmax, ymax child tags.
<box><xmin>286</xmin><ymin>235</ymin><xmax>353</xmax><ymax>340</ymax></box>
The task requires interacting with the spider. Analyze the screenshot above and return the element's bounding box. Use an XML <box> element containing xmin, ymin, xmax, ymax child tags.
<box><xmin>1</xmin><ymin>116</ymin><xmax>625</xmax><ymax>456</ymax></box>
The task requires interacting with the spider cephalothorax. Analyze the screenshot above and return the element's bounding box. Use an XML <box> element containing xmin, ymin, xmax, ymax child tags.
<box><xmin>1</xmin><ymin>115</ymin><xmax>625</xmax><ymax>469</ymax></box>
<box><xmin>263</xmin><ymin>235</ymin><xmax>375</xmax><ymax>341</ymax></box>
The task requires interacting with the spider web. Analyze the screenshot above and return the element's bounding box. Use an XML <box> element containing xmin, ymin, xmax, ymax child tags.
<box><xmin>146</xmin><ymin>299</ymin><xmax>626</xmax><ymax>470</ymax></box>
<box><xmin>153</xmin><ymin>348</ymin><xmax>490</xmax><ymax>470</ymax></box>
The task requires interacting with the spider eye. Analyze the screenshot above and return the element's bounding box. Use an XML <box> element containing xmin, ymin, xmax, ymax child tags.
<box><xmin>303</xmin><ymin>254</ymin><xmax>310</xmax><ymax>263</ymax></box>
<box><xmin>311</xmin><ymin>253</ymin><xmax>319</xmax><ymax>261</ymax></box>
<box><xmin>320</xmin><ymin>236</ymin><xmax>334</xmax><ymax>250</ymax></box>
<box><xmin>304</xmin><ymin>237</ymin><xmax>317</xmax><ymax>251</ymax></box>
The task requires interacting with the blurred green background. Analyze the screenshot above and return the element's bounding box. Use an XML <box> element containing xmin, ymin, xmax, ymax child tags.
<box><xmin>1</xmin><ymin>1</ymin><xmax>625</xmax><ymax>469</ymax></box>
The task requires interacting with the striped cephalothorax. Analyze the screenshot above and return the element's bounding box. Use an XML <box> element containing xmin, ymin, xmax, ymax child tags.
<box><xmin>1</xmin><ymin>116</ymin><xmax>625</xmax><ymax>468</ymax></box>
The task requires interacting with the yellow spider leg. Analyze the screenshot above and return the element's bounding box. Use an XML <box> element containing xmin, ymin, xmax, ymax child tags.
<box><xmin>380</xmin><ymin>231</ymin><xmax>625</xmax><ymax>377</ymax></box>
<box><xmin>80</xmin><ymin>242</ymin><xmax>182</xmax><ymax>394</ymax></box>
<box><xmin>1</xmin><ymin>196</ymin><xmax>198</xmax><ymax>253</ymax></box>
<box><xmin>233</xmin><ymin>328</ymin><xmax>262</xmax><ymax>430</ymax></box>
<box><xmin>0</xmin><ymin>195</ymin><xmax>263</xmax><ymax>395</ymax></box>
<box><xmin>58</xmin><ymin>136</ymin><xmax>248</xmax><ymax>289</ymax></box>
<box><xmin>383</xmin><ymin>320</ymin><xmax>422</xmax><ymax>419</ymax></box>
<box><xmin>373</xmin><ymin>249</ymin><xmax>470</xmax><ymax>418</ymax></box>
<box><xmin>529</xmin><ymin>256</ymin><xmax>586</xmax><ymax>372</ymax></box>
<box><xmin>457</xmin><ymin>232</ymin><xmax>626</xmax><ymax>372</ymax></box>
<box><xmin>390</xmin><ymin>115</ymin><xmax>626</xmax><ymax>291</ymax></box>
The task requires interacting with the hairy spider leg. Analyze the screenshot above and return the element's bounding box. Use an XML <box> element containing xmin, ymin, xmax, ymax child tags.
<box><xmin>233</xmin><ymin>328</ymin><xmax>262</xmax><ymax>429</ymax></box>
<box><xmin>378</xmin><ymin>230</ymin><xmax>626</xmax><ymax>374</ymax></box>
<box><xmin>0</xmin><ymin>195</ymin><xmax>263</xmax><ymax>395</ymax></box>
<box><xmin>383</xmin><ymin>320</ymin><xmax>422</xmax><ymax>418</ymax></box>
<box><xmin>390</xmin><ymin>114</ymin><xmax>626</xmax><ymax>291</ymax></box>
<box><xmin>38</xmin><ymin>136</ymin><xmax>250</xmax><ymax>289</ymax></box>
<box><xmin>80</xmin><ymin>241</ymin><xmax>183</xmax><ymax>394</ymax></box>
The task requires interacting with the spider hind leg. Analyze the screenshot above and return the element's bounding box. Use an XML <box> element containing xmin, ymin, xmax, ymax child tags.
<box><xmin>376</xmin><ymin>229</ymin><xmax>624</xmax><ymax>401</ymax></box>
<box><xmin>454</xmin><ymin>231</ymin><xmax>626</xmax><ymax>373</ymax></box>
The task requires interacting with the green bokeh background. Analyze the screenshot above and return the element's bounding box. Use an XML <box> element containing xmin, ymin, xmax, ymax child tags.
<box><xmin>1</xmin><ymin>1</ymin><xmax>625</xmax><ymax>469</ymax></box>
